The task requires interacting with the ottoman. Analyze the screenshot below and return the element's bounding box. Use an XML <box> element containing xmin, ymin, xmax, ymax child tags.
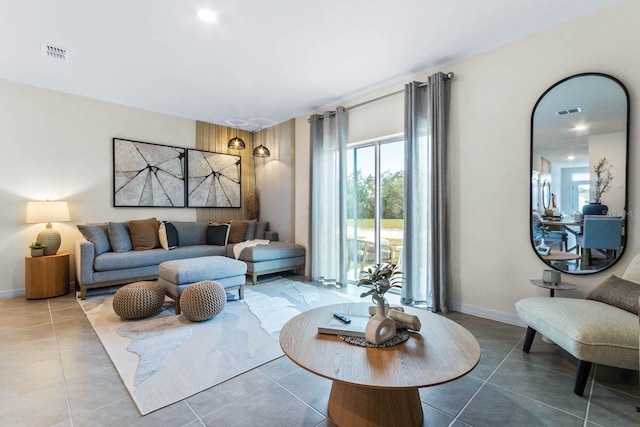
<box><xmin>157</xmin><ymin>256</ymin><xmax>246</xmax><ymax>314</ymax></box>
<box><xmin>113</xmin><ymin>281</ymin><xmax>166</xmax><ymax>320</ymax></box>
<box><xmin>180</xmin><ymin>281</ymin><xmax>226</xmax><ymax>322</ymax></box>
<box><xmin>231</xmin><ymin>242</ymin><xmax>306</xmax><ymax>284</ymax></box>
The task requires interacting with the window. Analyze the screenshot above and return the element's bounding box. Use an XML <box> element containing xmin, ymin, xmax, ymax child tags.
<box><xmin>346</xmin><ymin>137</ymin><xmax>404</xmax><ymax>282</ymax></box>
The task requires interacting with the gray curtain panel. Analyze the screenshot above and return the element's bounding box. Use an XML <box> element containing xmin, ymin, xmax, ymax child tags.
<box><xmin>402</xmin><ymin>72</ymin><xmax>451</xmax><ymax>312</ymax></box>
<box><xmin>309</xmin><ymin>107</ymin><xmax>348</xmax><ymax>286</ymax></box>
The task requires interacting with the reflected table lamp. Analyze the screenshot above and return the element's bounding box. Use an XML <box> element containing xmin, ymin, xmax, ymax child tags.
<box><xmin>26</xmin><ymin>201</ymin><xmax>70</xmax><ymax>256</ymax></box>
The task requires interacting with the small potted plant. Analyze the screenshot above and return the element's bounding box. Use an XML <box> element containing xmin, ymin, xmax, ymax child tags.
<box><xmin>358</xmin><ymin>263</ymin><xmax>403</xmax><ymax>344</ymax></box>
<box><xmin>29</xmin><ymin>242</ymin><xmax>46</xmax><ymax>257</ymax></box>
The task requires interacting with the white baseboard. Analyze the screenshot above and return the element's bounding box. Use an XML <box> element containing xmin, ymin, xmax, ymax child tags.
<box><xmin>0</xmin><ymin>289</ymin><xmax>25</xmax><ymax>299</ymax></box>
<box><xmin>448</xmin><ymin>301</ymin><xmax>526</xmax><ymax>327</ymax></box>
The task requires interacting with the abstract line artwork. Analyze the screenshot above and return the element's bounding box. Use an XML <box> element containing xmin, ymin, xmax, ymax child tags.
<box><xmin>187</xmin><ymin>149</ymin><xmax>241</xmax><ymax>208</ymax></box>
<box><xmin>113</xmin><ymin>138</ymin><xmax>185</xmax><ymax>207</ymax></box>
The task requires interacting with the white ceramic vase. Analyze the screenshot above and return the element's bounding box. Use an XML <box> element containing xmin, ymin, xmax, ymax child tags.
<box><xmin>365</xmin><ymin>296</ymin><xmax>396</xmax><ymax>345</ymax></box>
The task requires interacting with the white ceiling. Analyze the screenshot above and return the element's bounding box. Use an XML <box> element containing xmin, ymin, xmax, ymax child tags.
<box><xmin>0</xmin><ymin>0</ymin><xmax>620</xmax><ymax>130</ymax></box>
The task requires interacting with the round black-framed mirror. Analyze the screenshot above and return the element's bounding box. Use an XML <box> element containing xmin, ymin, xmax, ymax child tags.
<box><xmin>530</xmin><ymin>72</ymin><xmax>629</xmax><ymax>274</ymax></box>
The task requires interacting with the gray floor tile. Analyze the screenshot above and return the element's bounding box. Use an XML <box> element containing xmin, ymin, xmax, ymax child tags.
<box><xmin>186</xmin><ymin>368</ymin><xmax>274</xmax><ymax>417</ymax></box>
<box><xmin>587</xmin><ymin>384</ymin><xmax>640</xmax><ymax>427</ymax></box>
<box><xmin>59</xmin><ymin>341</ymin><xmax>114</xmax><ymax>379</ymax></box>
<box><xmin>421</xmin><ymin>402</ymin><xmax>456</xmax><ymax>426</ymax></box>
<box><xmin>487</xmin><ymin>356</ymin><xmax>588</xmax><ymax>418</ymax></box>
<box><xmin>593</xmin><ymin>364</ymin><xmax>640</xmax><ymax>397</ymax></box>
<box><xmin>258</xmin><ymin>354</ymin><xmax>301</xmax><ymax>380</ymax></box>
<box><xmin>0</xmin><ymin>381</ymin><xmax>70</xmax><ymax>427</ymax></box>
<box><xmin>419</xmin><ymin>375</ymin><xmax>483</xmax><ymax>417</ymax></box>
<box><xmin>0</xmin><ymin>355</ymin><xmax>64</xmax><ymax>400</ymax></box>
<box><xmin>458</xmin><ymin>383</ymin><xmax>585</xmax><ymax>427</ymax></box>
<box><xmin>64</xmin><ymin>366</ymin><xmax>129</xmax><ymax>417</ymax></box>
<box><xmin>467</xmin><ymin>348</ymin><xmax>504</xmax><ymax>381</ymax></box>
<box><xmin>0</xmin><ymin>335</ymin><xmax>59</xmax><ymax>366</ymax></box>
<box><xmin>72</xmin><ymin>397</ymin><xmax>198</xmax><ymax>427</ymax></box>
<box><xmin>277</xmin><ymin>368</ymin><xmax>332</xmax><ymax>416</ymax></box>
<box><xmin>507</xmin><ymin>333</ymin><xmax>579</xmax><ymax>378</ymax></box>
<box><xmin>200</xmin><ymin>382</ymin><xmax>324</xmax><ymax>427</ymax></box>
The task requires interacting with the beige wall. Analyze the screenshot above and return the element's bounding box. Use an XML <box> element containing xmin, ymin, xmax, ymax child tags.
<box><xmin>294</xmin><ymin>0</ymin><xmax>640</xmax><ymax>324</ymax></box>
<box><xmin>0</xmin><ymin>80</ymin><xmax>196</xmax><ymax>297</ymax></box>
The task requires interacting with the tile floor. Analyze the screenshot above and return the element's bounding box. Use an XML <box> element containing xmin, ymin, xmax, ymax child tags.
<box><xmin>1</xmin><ymin>280</ymin><xmax>639</xmax><ymax>427</ymax></box>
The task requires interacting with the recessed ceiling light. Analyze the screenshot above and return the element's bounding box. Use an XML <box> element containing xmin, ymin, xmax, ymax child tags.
<box><xmin>572</xmin><ymin>124</ymin><xmax>588</xmax><ymax>132</ymax></box>
<box><xmin>567</xmin><ymin>155</ymin><xmax>575</xmax><ymax>160</ymax></box>
<box><xmin>197</xmin><ymin>8</ymin><xmax>217</xmax><ymax>23</ymax></box>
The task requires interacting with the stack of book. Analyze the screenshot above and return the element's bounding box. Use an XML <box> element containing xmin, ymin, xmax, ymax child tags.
<box><xmin>317</xmin><ymin>313</ymin><xmax>370</xmax><ymax>338</ymax></box>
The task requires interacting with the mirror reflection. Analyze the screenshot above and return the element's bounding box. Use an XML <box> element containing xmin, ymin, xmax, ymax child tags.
<box><xmin>530</xmin><ymin>73</ymin><xmax>628</xmax><ymax>274</ymax></box>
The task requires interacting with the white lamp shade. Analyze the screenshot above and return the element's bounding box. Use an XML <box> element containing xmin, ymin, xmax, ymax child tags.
<box><xmin>26</xmin><ymin>201</ymin><xmax>70</xmax><ymax>224</ymax></box>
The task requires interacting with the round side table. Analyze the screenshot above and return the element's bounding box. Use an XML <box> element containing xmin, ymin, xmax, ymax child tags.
<box><xmin>530</xmin><ymin>279</ymin><xmax>577</xmax><ymax>297</ymax></box>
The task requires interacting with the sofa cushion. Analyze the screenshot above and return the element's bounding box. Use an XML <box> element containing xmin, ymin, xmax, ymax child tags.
<box><xmin>158</xmin><ymin>256</ymin><xmax>247</xmax><ymax>285</ymax></box>
<box><xmin>108</xmin><ymin>222</ymin><xmax>132</xmax><ymax>253</ymax></box>
<box><xmin>235</xmin><ymin>241</ymin><xmax>305</xmax><ymax>262</ymax></box>
<box><xmin>255</xmin><ymin>221</ymin><xmax>269</xmax><ymax>240</ymax></box>
<box><xmin>129</xmin><ymin>218</ymin><xmax>160</xmax><ymax>250</ymax></box>
<box><xmin>78</xmin><ymin>224</ymin><xmax>111</xmax><ymax>255</ymax></box>
<box><xmin>244</xmin><ymin>219</ymin><xmax>257</xmax><ymax>240</ymax></box>
<box><xmin>587</xmin><ymin>274</ymin><xmax>640</xmax><ymax>314</ymax></box>
<box><xmin>159</xmin><ymin>221</ymin><xmax>179</xmax><ymax>250</ymax></box>
<box><xmin>93</xmin><ymin>245</ymin><xmax>225</xmax><ymax>271</ymax></box>
<box><xmin>172</xmin><ymin>222</ymin><xmax>208</xmax><ymax>246</ymax></box>
<box><xmin>228</xmin><ymin>220</ymin><xmax>248</xmax><ymax>243</ymax></box>
<box><xmin>207</xmin><ymin>224</ymin><xmax>230</xmax><ymax>246</ymax></box>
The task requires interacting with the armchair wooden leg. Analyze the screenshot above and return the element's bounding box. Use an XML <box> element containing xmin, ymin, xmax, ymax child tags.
<box><xmin>574</xmin><ymin>360</ymin><xmax>592</xmax><ymax>396</ymax></box>
<box><xmin>523</xmin><ymin>327</ymin><xmax>536</xmax><ymax>353</ymax></box>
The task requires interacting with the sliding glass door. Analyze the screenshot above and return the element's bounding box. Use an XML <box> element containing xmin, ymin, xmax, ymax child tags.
<box><xmin>346</xmin><ymin>137</ymin><xmax>404</xmax><ymax>282</ymax></box>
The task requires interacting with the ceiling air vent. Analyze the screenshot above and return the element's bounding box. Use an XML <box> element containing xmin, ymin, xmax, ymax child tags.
<box><xmin>41</xmin><ymin>43</ymin><xmax>70</xmax><ymax>61</ymax></box>
<box><xmin>556</xmin><ymin>107</ymin><xmax>582</xmax><ymax>116</ymax></box>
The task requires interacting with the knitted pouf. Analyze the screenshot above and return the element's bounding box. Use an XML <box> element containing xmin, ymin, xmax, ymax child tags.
<box><xmin>113</xmin><ymin>281</ymin><xmax>165</xmax><ymax>320</ymax></box>
<box><xmin>180</xmin><ymin>280</ymin><xmax>226</xmax><ymax>322</ymax></box>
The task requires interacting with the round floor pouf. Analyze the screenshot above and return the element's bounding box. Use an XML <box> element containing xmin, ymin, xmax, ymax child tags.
<box><xmin>180</xmin><ymin>280</ymin><xmax>226</xmax><ymax>322</ymax></box>
<box><xmin>113</xmin><ymin>281</ymin><xmax>165</xmax><ymax>320</ymax></box>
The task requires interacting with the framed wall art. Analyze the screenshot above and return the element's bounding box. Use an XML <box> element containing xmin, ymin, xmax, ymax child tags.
<box><xmin>186</xmin><ymin>148</ymin><xmax>241</xmax><ymax>208</ymax></box>
<box><xmin>113</xmin><ymin>138</ymin><xmax>186</xmax><ymax>207</ymax></box>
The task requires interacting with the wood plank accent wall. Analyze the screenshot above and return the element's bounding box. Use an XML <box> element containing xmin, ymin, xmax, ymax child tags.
<box><xmin>195</xmin><ymin>121</ymin><xmax>257</xmax><ymax>223</ymax></box>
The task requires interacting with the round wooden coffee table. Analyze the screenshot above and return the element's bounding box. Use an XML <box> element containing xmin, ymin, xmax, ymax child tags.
<box><xmin>279</xmin><ymin>303</ymin><xmax>480</xmax><ymax>427</ymax></box>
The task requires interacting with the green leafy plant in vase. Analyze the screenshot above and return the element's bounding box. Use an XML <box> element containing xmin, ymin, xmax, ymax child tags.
<box><xmin>29</xmin><ymin>242</ymin><xmax>46</xmax><ymax>257</ymax></box>
<box><xmin>358</xmin><ymin>263</ymin><xmax>403</xmax><ymax>344</ymax></box>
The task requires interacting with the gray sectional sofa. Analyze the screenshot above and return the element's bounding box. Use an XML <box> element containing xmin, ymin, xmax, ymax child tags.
<box><xmin>75</xmin><ymin>220</ymin><xmax>305</xmax><ymax>299</ymax></box>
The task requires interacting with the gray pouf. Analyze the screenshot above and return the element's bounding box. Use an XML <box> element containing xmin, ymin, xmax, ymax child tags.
<box><xmin>113</xmin><ymin>281</ymin><xmax>165</xmax><ymax>320</ymax></box>
<box><xmin>180</xmin><ymin>280</ymin><xmax>226</xmax><ymax>322</ymax></box>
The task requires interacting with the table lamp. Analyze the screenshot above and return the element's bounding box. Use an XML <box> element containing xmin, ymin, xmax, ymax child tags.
<box><xmin>26</xmin><ymin>201</ymin><xmax>70</xmax><ymax>256</ymax></box>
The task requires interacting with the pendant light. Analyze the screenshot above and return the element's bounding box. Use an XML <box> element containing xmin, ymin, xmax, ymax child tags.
<box><xmin>253</xmin><ymin>125</ymin><xmax>270</xmax><ymax>158</ymax></box>
<box><xmin>227</xmin><ymin>125</ymin><xmax>246</xmax><ymax>150</ymax></box>
<box><xmin>227</xmin><ymin>125</ymin><xmax>245</xmax><ymax>150</ymax></box>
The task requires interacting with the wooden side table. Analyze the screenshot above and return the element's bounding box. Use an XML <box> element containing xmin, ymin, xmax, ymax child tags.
<box><xmin>25</xmin><ymin>252</ymin><xmax>70</xmax><ymax>299</ymax></box>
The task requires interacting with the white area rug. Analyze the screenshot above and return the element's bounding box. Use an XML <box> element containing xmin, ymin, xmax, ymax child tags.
<box><xmin>78</xmin><ymin>278</ymin><xmax>358</xmax><ymax>415</ymax></box>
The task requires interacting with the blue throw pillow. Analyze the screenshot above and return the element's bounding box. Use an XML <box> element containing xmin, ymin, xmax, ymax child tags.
<box><xmin>77</xmin><ymin>224</ymin><xmax>111</xmax><ymax>255</ymax></box>
<box><xmin>108</xmin><ymin>222</ymin><xmax>132</xmax><ymax>252</ymax></box>
<box><xmin>159</xmin><ymin>221</ymin><xmax>179</xmax><ymax>250</ymax></box>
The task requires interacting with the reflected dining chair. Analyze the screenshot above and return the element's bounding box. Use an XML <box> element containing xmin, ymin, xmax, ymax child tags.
<box><xmin>576</xmin><ymin>215</ymin><xmax>623</xmax><ymax>268</ymax></box>
<box><xmin>532</xmin><ymin>212</ymin><xmax>568</xmax><ymax>251</ymax></box>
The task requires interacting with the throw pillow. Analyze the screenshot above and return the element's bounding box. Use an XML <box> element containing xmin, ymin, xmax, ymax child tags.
<box><xmin>159</xmin><ymin>221</ymin><xmax>179</xmax><ymax>250</ymax></box>
<box><xmin>108</xmin><ymin>222</ymin><xmax>132</xmax><ymax>253</ymax></box>
<box><xmin>207</xmin><ymin>223</ymin><xmax>230</xmax><ymax>246</ymax></box>
<box><xmin>244</xmin><ymin>219</ymin><xmax>257</xmax><ymax>241</ymax></box>
<box><xmin>255</xmin><ymin>221</ymin><xmax>269</xmax><ymax>240</ymax></box>
<box><xmin>586</xmin><ymin>274</ymin><xmax>640</xmax><ymax>314</ymax></box>
<box><xmin>77</xmin><ymin>224</ymin><xmax>111</xmax><ymax>256</ymax></box>
<box><xmin>128</xmin><ymin>218</ymin><xmax>160</xmax><ymax>250</ymax></box>
<box><xmin>228</xmin><ymin>220</ymin><xmax>249</xmax><ymax>243</ymax></box>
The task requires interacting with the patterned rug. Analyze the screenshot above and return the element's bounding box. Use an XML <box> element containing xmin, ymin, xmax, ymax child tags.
<box><xmin>78</xmin><ymin>278</ymin><xmax>358</xmax><ymax>415</ymax></box>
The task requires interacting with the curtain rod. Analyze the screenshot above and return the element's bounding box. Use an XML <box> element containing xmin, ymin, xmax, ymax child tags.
<box><xmin>310</xmin><ymin>72</ymin><xmax>454</xmax><ymax>120</ymax></box>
